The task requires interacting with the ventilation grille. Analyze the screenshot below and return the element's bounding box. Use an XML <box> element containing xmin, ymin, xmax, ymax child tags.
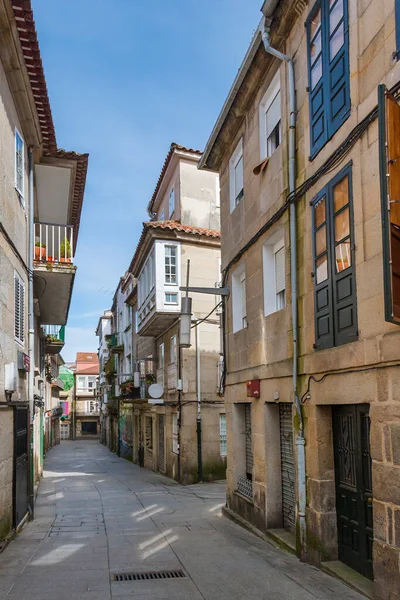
<box><xmin>113</xmin><ymin>570</ymin><xmax>186</xmax><ymax>582</ymax></box>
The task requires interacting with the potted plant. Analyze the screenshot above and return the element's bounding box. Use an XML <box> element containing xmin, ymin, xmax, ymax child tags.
<box><xmin>35</xmin><ymin>241</ymin><xmax>46</xmax><ymax>260</ymax></box>
<box><xmin>145</xmin><ymin>373</ymin><xmax>155</xmax><ymax>385</ymax></box>
<box><xmin>59</xmin><ymin>238</ymin><xmax>72</xmax><ymax>263</ymax></box>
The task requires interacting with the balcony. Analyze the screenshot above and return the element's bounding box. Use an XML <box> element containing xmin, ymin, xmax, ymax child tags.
<box><xmin>106</xmin><ymin>333</ymin><xmax>124</xmax><ymax>354</ymax></box>
<box><xmin>43</xmin><ymin>325</ymin><xmax>65</xmax><ymax>355</ymax></box>
<box><xmin>33</xmin><ymin>223</ymin><xmax>76</xmax><ymax>325</ymax></box>
<box><xmin>137</xmin><ymin>286</ymin><xmax>181</xmax><ymax>337</ymax></box>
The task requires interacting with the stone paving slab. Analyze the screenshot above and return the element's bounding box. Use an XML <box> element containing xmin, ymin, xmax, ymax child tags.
<box><xmin>0</xmin><ymin>441</ymin><xmax>368</xmax><ymax>600</ymax></box>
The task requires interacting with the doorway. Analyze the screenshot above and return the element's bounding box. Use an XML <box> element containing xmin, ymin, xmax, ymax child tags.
<box><xmin>158</xmin><ymin>415</ymin><xmax>165</xmax><ymax>472</ymax></box>
<box><xmin>60</xmin><ymin>423</ymin><xmax>70</xmax><ymax>440</ymax></box>
<box><xmin>332</xmin><ymin>404</ymin><xmax>373</xmax><ymax>579</ymax></box>
<box><xmin>14</xmin><ymin>406</ymin><xmax>28</xmax><ymax>527</ymax></box>
<box><xmin>279</xmin><ymin>403</ymin><xmax>296</xmax><ymax>534</ymax></box>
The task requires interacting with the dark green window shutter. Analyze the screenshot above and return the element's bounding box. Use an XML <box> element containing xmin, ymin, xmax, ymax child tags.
<box><xmin>313</xmin><ymin>163</ymin><xmax>357</xmax><ymax>350</ymax></box>
<box><xmin>307</xmin><ymin>0</ymin><xmax>350</xmax><ymax>159</ymax></box>
<box><xmin>312</xmin><ymin>188</ymin><xmax>334</xmax><ymax>349</ymax></box>
<box><xmin>329</xmin><ymin>166</ymin><xmax>358</xmax><ymax>346</ymax></box>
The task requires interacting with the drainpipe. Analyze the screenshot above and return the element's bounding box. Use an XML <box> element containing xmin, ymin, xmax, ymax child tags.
<box><xmin>261</xmin><ymin>17</ymin><xmax>306</xmax><ymax>558</ymax></box>
<box><xmin>195</xmin><ymin>321</ymin><xmax>203</xmax><ymax>482</ymax></box>
<box><xmin>28</xmin><ymin>147</ymin><xmax>35</xmax><ymax>519</ymax></box>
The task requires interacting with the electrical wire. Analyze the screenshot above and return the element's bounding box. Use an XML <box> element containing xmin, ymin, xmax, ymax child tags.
<box><xmin>300</xmin><ymin>362</ymin><xmax>400</xmax><ymax>404</ymax></box>
<box><xmin>191</xmin><ymin>301</ymin><xmax>222</xmax><ymax>329</ymax></box>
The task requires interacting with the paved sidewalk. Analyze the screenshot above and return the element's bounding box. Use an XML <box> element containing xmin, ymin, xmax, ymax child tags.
<box><xmin>0</xmin><ymin>441</ymin><xmax>366</xmax><ymax>599</ymax></box>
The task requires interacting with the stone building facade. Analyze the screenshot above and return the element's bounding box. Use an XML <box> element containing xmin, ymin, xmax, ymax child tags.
<box><xmin>74</xmin><ymin>353</ymin><xmax>99</xmax><ymax>439</ymax></box>
<box><xmin>199</xmin><ymin>0</ymin><xmax>400</xmax><ymax>596</ymax></box>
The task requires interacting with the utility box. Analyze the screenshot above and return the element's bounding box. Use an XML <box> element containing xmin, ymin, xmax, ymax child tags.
<box><xmin>246</xmin><ymin>379</ymin><xmax>260</xmax><ymax>398</ymax></box>
<box><xmin>5</xmin><ymin>362</ymin><xmax>18</xmax><ymax>394</ymax></box>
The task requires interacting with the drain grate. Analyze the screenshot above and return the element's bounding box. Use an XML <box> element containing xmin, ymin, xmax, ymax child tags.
<box><xmin>113</xmin><ymin>569</ymin><xmax>186</xmax><ymax>582</ymax></box>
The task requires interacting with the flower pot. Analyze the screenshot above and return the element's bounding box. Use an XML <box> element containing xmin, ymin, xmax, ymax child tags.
<box><xmin>35</xmin><ymin>246</ymin><xmax>45</xmax><ymax>260</ymax></box>
<box><xmin>59</xmin><ymin>257</ymin><xmax>71</xmax><ymax>263</ymax></box>
<box><xmin>46</xmin><ymin>256</ymin><xmax>55</xmax><ymax>263</ymax></box>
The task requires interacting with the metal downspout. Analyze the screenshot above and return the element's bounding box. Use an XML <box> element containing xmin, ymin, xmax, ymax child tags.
<box><xmin>195</xmin><ymin>321</ymin><xmax>203</xmax><ymax>482</ymax></box>
<box><xmin>28</xmin><ymin>147</ymin><xmax>35</xmax><ymax>519</ymax></box>
<box><xmin>261</xmin><ymin>20</ymin><xmax>306</xmax><ymax>558</ymax></box>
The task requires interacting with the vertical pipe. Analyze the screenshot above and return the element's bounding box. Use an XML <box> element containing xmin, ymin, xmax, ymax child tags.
<box><xmin>28</xmin><ymin>148</ymin><xmax>35</xmax><ymax>519</ymax></box>
<box><xmin>261</xmin><ymin>23</ymin><xmax>306</xmax><ymax>558</ymax></box>
<box><xmin>195</xmin><ymin>322</ymin><xmax>203</xmax><ymax>482</ymax></box>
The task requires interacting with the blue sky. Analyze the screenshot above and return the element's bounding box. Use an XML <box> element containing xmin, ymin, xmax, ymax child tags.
<box><xmin>33</xmin><ymin>0</ymin><xmax>261</xmax><ymax>361</ymax></box>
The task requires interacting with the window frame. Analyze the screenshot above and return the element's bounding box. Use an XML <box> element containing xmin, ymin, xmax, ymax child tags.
<box><xmin>165</xmin><ymin>292</ymin><xmax>178</xmax><ymax>305</ymax></box>
<box><xmin>14</xmin><ymin>271</ymin><xmax>25</xmax><ymax>345</ymax></box>
<box><xmin>259</xmin><ymin>70</ymin><xmax>281</xmax><ymax>161</ymax></box>
<box><xmin>219</xmin><ymin>414</ymin><xmax>227</xmax><ymax>457</ymax></box>
<box><xmin>164</xmin><ymin>245</ymin><xmax>177</xmax><ymax>285</ymax></box>
<box><xmin>229</xmin><ymin>138</ymin><xmax>244</xmax><ymax>212</ymax></box>
<box><xmin>232</xmin><ymin>263</ymin><xmax>247</xmax><ymax>333</ymax></box>
<box><xmin>311</xmin><ymin>162</ymin><xmax>357</xmax><ymax>350</ymax></box>
<box><xmin>15</xmin><ymin>128</ymin><xmax>25</xmax><ymax>202</ymax></box>
<box><xmin>170</xmin><ymin>335</ymin><xmax>177</xmax><ymax>364</ymax></box>
<box><xmin>159</xmin><ymin>208</ymin><xmax>165</xmax><ymax>221</ymax></box>
<box><xmin>263</xmin><ymin>233</ymin><xmax>286</xmax><ymax>316</ymax></box>
<box><xmin>172</xmin><ymin>413</ymin><xmax>178</xmax><ymax>453</ymax></box>
<box><xmin>305</xmin><ymin>0</ymin><xmax>350</xmax><ymax>160</ymax></box>
<box><xmin>168</xmin><ymin>187</ymin><xmax>175</xmax><ymax>218</ymax></box>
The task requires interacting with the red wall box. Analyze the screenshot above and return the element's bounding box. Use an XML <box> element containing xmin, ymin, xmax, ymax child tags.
<box><xmin>246</xmin><ymin>380</ymin><xmax>260</xmax><ymax>398</ymax></box>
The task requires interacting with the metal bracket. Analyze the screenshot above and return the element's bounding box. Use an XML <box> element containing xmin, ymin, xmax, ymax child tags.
<box><xmin>179</xmin><ymin>286</ymin><xmax>230</xmax><ymax>297</ymax></box>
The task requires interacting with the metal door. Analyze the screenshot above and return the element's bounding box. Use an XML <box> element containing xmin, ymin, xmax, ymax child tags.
<box><xmin>333</xmin><ymin>404</ymin><xmax>373</xmax><ymax>579</ymax></box>
<box><xmin>14</xmin><ymin>407</ymin><xmax>28</xmax><ymax>527</ymax></box>
<box><xmin>279</xmin><ymin>403</ymin><xmax>296</xmax><ymax>534</ymax></box>
<box><xmin>158</xmin><ymin>415</ymin><xmax>165</xmax><ymax>472</ymax></box>
<box><xmin>244</xmin><ymin>404</ymin><xmax>253</xmax><ymax>478</ymax></box>
<box><xmin>60</xmin><ymin>423</ymin><xmax>70</xmax><ymax>440</ymax></box>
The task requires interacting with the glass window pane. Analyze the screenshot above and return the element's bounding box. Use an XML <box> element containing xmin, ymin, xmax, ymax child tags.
<box><xmin>311</xmin><ymin>56</ymin><xmax>322</xmax><ymax>90</ymax></box>
<box><xmin>316</xmin><ymin>255</ymin><xmax>328</xmax><ymax>283</ymax></box>
<box><xmin>335</xmin><ymin>208</ymin><xmax>350</xmax><ymax>242</ymax></box>
<box><xmin>316</xmin><ymin>225</ymin><xmax>327</xmax><ymax>255</ymax></box>
<box><xmin>235</xmin><ymin>155</ymin><xmax>243</xmax><ymax>197</ymax></box>
<box><xmin>333</xmin><ymin>176</ymin><xmax>349</xmax><ymax>212</ymax></box>
<box><xmin>315</xmin><ymin>197</ymin><xmax>326</xmax><ymax>228</ymax></box>
<box><xmin>330</xmin><ymin>21</ymin><xmax>344</xmax><ymax>59</ymax></box>
<box><xmin>310</xmin><ymin>32</ymin><xmax>321</xmax><ymax>64</ymax></box>
<box><xmin>310</xmin><ymin>8</ymin><xmax>321</xmax><ymax>38</ymax></box>
<box><xmin>330</xmin><ymin>0</ymin><xmax>344</xmax><ymax>33</ymax></box>
<box><xmin>335</xmin><ymin>241</ymin><xmax>351</xmax><ymax>272</ymax></box>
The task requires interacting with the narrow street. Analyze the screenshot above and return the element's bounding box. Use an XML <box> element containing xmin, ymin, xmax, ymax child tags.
<box><xmin>0</xmin><ymin>442</ymin><xmax>365</xmax><ymax>600</ymax></box>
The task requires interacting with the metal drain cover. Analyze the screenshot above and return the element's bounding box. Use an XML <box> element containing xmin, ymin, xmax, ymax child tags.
<box><xmin>113</xmin><ymin>569</ymin><xmax>186</xmax><ymax>582</ymax></box>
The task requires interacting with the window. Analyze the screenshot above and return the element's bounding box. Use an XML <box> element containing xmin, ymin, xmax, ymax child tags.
<box><xmin>312</xmin><ymin>164</ymin><xmax>357</xmax><ymax>350</ymax></box>
<box><xmin>165</xmin><ymin>293</ymin><xmax>178</xmax><ymax>304</ymax></box>
<box><xmin>263</xmin><ymin>235</ymin><xmax>286</xmax><ymax>316</ymax></box>
<box><xmin>170</xmin><ymin>335</ymin><xmax>177</xmax><ymax>363</ymax></box>
<box><xmin>165</xmin><ymin>246</ymin><xmax>177</xmax><ymax>284</ymax></box>
<box><xmin>88</xmin><ymin>376</ymin><xmax>97</xmax><ymax>391</ymax></box>
<box><xmin>77</xmin><ymin>376</ymin><xmax>86</xmax><ymax>391</ymax></box>
<box><xmin>259</xmin><ymin>70</ymin><xmax>281</xmax><ymax>160</ymax></box>
<box><xmin>172</xmin><ymin>413</ymin><xmax>178</xmax><ymax>453</ymax></box>
<box><xmin>229</xmin><ymin>138</ymin><xmax>244</xmax><ymax>212</ymax></box>
<box><xmin>219</xmin><ymin>415</ymin><xmax>227</xmax><ymax>457</ymax></box>
<box><xmin>145</xmin><ymin>416</ymin><xmax>153</xmax><ymax>451</ymax></box>
<box><xmin>169</xmin><ymin>188</ymin><xmax>175</xmax><ymax>218</ymax></box>
<box><xmin>232</xmin><ymin>264</ymin><xmax>247</xmax><ymax>332</ymax></box>
<box><xmin>85</xmin><ymin>400</ymin><xmax>97</xmax><ymax>413</ymax></box>
<box><xmin>157</xmin><ymin>343</ymin><xmax>165</xmax><ymax>387</ymax></box>
<box><xmin>160</xmin><ymin>208</ymin><xmax>165</xmax><ymax>220</ymax></box>
<box><xmin>306</xmin><ymin>0</ymin><xmax>350</xmax><ymax>159</ymax></box>
<box><xmin>15</xmin><ymin>129</ymin><xmax>24</xmax><ymax>200</ymax></box>
<box><xmin>14</xmin><ymin>271</ymin><xmax>25</xmax><ymax>344</ymax></box>
<box><xmin>138</xmin><ymin>251</ymin><xmax>155</xmax><ymax>305</ymax></box>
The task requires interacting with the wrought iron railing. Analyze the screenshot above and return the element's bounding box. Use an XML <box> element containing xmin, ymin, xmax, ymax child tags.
<box><xmin>34</xmin><ymin>222</ymin><xmax>74</xmax><ymax>264</ymax></box>
<box><xmin>237</xmin><ymin>475</ymin><xmax>253</xmax><ymax>500</ymax></box>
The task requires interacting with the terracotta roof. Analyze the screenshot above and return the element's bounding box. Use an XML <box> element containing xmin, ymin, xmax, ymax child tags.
<box><xmin>75</xmin><ymin>365</ymin><xmax>99</xmax><ymax>375</ymax></box>
<box><xmin>11</xmin><ymin>2</ymin><xmax>89</xmax><ymax>238</ymax></box>
<box><xmin>128</xmin><ymin>220</ymin><xmax>220</xmax><ymax>274</ymax></box>
<box><xmin>76</xmin><ymin>352</ymin><xmax>98</xmax><ymax>362</ymax></box>
<box><xmin>147</xmin><ymin>143</ymin><xmax>202</xmax><ymax>214</ymax></box>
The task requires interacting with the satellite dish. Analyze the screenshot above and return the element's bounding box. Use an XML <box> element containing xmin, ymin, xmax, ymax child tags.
<box><xmin>148</xmin><ymin>383</ymin><xmax>163</xmax><ymax>399</ymax></box>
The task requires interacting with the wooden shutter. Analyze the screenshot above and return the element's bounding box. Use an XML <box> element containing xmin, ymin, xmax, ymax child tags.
<box><xmin>379</xmin><ymin>85</ymin><xmax>400</xmax><ymax>323</ymax></box>
<box><xmin>327</xmin><ymin>0</ymin><xmax>350</xmax><ymax>138</ymax></box>
<box><xmin>331</xmin><ymin>168</ymin><xmax>358</xmax><ymax>345</ymax></box>
<box><xmin>313</xmin><ymin>189</ymin><xmax>334</xmax><ymax>349</ymax></box>
<box><xmin>306</xmin><ymin>1</ymin><xmax>327</xmax><ymax>158</ymax></box>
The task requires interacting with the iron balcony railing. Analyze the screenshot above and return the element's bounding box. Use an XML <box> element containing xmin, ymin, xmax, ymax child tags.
<box><xmin>42</xmin><ymin>325</ymin><xmax>65</xmax><ymax>343</ymax></box>
<box><xmin>34</xmin><ymin>222</ymin><xmax>74</xmax><ymax>264</ymax></box>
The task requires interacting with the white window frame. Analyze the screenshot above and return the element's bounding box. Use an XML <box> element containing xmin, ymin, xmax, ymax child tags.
<box><xmin>15</xmin><ymin>128</ymin><xmax>25</xmax><ymax>202</ymax></box>
<box><xmin>168</xmin><ymin>187</ymin><xmax>175</xmax><ymax>218</ymax></box>
<box><xmin>259</xmin><ymin>70</ymin><xmax>281</xmax><ymax>161</ymax></box>
<box><xmin>170</xmin><ymin>335</ymin><xmax>177</xmax><ymax>363</ymax></box>
<box><xmin>232</xmin><ymin>263</ymin><xmax>247</xmax><ymax>333</ymax></box>
<box><xmin>263</xmin><ymin>231</ymin><xmax>286</xmax><ymax>316</ymax></box>
<box><xmin>229</xmin><ymin>138</ymin><xmax>244</xmax><ymax>213</ymax></box>
<box><xmin>14</xmin><ymin>271</ymin><xmax>25</xmax><ymax>345</ymax></box>
<box><xmin>172</xmin><ymin>413</ymin><xmax>178</xmax><ymax>453</ymax></box>
<box><xmin>165</xmin><ymin>292</ymin><xmax>178</xmax><ymax>305</ymax></box>
<box><xmin>219</xmin><ymin>414</ymin><xmax>227</xmax><ymax>457</ymax></box>
<box><xmin>77</xmin><ymin>376</ymin><xmax>86</xmax><ymax>391</ymax></box>
<box><xmin>159</xmin><ymin>208</ymin><xmax>164</xmax><ymax>220</ymax></box>
<box><xmin>164</xmin><ymin>245</ymin><xmax>177</xmax><ymax>285</ymax></box>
